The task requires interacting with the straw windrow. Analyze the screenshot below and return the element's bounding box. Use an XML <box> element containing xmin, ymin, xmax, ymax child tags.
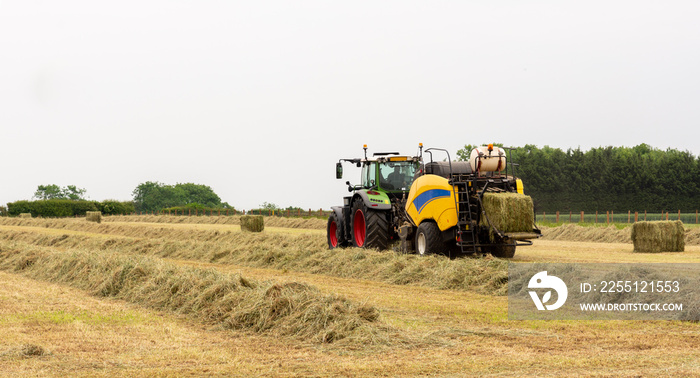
<box><xmin>0</xmin><ymin>244</ymin><xmax>386</xmax><ymax>344</ymax></box>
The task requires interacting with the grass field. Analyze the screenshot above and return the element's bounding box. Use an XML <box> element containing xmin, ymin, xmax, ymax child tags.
<box><xmin>1</xmin><ymin>216</ymin><xmax>699</xmax><ymax>376</ymax></box>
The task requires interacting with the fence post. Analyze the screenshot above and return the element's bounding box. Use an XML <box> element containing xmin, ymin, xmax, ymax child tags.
<box><xmin>678</xmin><ymin>210</ymin><xmax>681</xmax><ymax>221</ymax></box>
<box><xmin>556</xmin><ymin>211</ymin><xmax>559</xmax><ymax>223</ymax></box>
<box><xmin>595</xmin><ymin>211</ymin><xmax>598</xmax><ymax>224</ymax></box>
<box><xmin>581</xmin><ymin>211</ymin><xmax>584</xmax><ymax>223</ymax></box>
<box><xmin>634</xmin><ymin>211</ymin><xmax>638</xmax><ymax>222</ymax></box>
<box><xmin>644</xmin><ymin>210</ymin><xmax>647</xmax><ymax>221</ymax></box>
<box><xmin>627</xmin><ymin>210</ymin><xmax>630</xmax><ymax>223</ymax></box>
<box><xmin>666</xmin><ymin>211</ymin><xmax>669</xmax><ymax>221</ymax></box>
<box><xmin>543</xmin><ymin>211</ymin><xmax>546</xmax><ymax>223</ymax></box>
<box><xmin>611</xmin><ymin>210</ymin><xmax>614</xmax><ymax>223</ymax></box>
<box><xmin>569</xmin><ymin>211</ymin><xmax>572</xmax><ymax>223</ymax></box>
<box><xmin>606</xmin><ymin>211</ymin><xmax>609</xmax><ymax>224</ymax></box>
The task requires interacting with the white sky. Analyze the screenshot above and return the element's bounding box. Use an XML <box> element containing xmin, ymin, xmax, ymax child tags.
<box><xmin>2</xmin><ymin>1</ymin><xmax>699</xmax><ymax>210</ymax></box>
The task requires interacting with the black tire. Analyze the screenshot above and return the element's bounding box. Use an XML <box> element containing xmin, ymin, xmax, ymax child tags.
<box><xmin>414</xmin><ymin>221</ymin><xmax>447</xmax><ymax>256</ymax></box>
<box><xmin>488</xmin><ymin>242</ymin><xmax>516</xmax><ymax>258</ymax></box>
<box><xmin>327</xmin><ymin>212</ymin><xmax>347</xmax><ymax>249</ymax></box>
<box><xmin>351</xmin><ymin>198</ymin><xmax>389</xmax><ymax>250</ymax></box>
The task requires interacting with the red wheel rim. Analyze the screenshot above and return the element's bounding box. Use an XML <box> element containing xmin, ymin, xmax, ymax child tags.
<box><xmin>329</xmin><ymin>221</ymin><xmax>338</xmax><ymax>247</ymax></box>
<box><xmin>353</xmin><ymin>209</ymin><xmax>365</xmax><ymax>247</ymax></box>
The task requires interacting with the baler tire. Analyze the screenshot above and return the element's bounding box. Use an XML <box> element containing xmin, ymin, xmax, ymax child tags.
<box><xmin>415</xmin><ymin>221</ymin><xmax>445</xmax><ymax>256</ymax></box>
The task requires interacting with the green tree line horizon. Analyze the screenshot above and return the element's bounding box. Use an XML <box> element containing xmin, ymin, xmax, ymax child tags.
<box><xmin>457</xmin><ymin>143</ymin><xmax>700</xmax><ymax>213</ymax></box>
<box><xmin>2</xmin><ymin>182</ymin><xmax>236</xmax><ymax>217</ymax></box>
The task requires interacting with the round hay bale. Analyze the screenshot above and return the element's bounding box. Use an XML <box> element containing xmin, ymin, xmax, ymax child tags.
<box><xmin>86</xmin><ymin>211</ymin><xmax>102</xmax><ymax>224</ymax></box>
<box><xmin>241</xmin><ymin>215</ymin><xmax>264</xmax><ymax>232</ymax></box>
<box><xmin>631</xmin><ymin>220</ymin><xmax>685</xmax><ymax>253</ymax></box>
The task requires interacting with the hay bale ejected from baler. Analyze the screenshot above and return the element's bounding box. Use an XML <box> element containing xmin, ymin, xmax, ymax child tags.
<box><xmin>632</xmin><ymin>220</ymin><xmax>685</xmax><ymax>253</ymax></box>
<box><xmin>86</xmin><ymin>211</ymin><xmax>102</xmax><ymax>223</ymax></box>
<box><xmin>479</xmin><ymin>192</ymin><xmax>534</xmax><ymax>240</ymax></box>
<box><xmin>241</xmin><ymin>215</ymin><xmax>265</xmax><ymax>232</ymax></box>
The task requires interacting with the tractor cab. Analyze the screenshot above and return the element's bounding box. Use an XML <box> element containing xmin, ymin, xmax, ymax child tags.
<box><xmin>360</xmin><ymin>155</ymin><xmax>420</xmax><ymax>195</ymax></box>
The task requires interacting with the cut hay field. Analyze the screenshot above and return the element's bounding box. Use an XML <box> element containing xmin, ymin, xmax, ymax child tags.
<box><xmin>1</xmin><ymin>216</ymin><xmax>699</xmax><ymax>376</ymax></box>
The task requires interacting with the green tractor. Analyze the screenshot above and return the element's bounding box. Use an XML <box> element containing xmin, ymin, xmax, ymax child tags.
<box><xmin>328</xmin><ymin>144</ymin><xmax>421</xmax><ymax>250</ymax></box>
<box><xmin>328</xmin><ymin>143</ymin><xmax>540</xmax><ymax>258</ymax></box>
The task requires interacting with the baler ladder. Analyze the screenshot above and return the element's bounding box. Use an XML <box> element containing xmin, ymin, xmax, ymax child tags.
<box><xmin>453</xmin><ymin>176</ymin><xmax>478</xmax><ymax>254</ymax></box>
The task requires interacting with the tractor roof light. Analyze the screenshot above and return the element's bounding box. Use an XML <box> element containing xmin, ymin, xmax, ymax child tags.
<box><xmin>488</xmin><ymin>143</ymin><xmax>494</xmax><ymax>151</ymax></box>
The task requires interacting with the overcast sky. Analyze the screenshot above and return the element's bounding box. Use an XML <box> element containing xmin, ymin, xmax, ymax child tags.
<box><xmin>2</xmin><ymin>1</ymin><xmax>699</xmax><ymax>211</ymax></box>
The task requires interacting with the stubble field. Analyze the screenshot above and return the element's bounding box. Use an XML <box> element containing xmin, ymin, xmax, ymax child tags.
<box><xmin>0</xmin><ymin>216</ymin><xmax>699</xmax><ymax>377</ymax></box>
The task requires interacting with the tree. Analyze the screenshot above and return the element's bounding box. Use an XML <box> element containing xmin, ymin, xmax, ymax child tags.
<box><xmin>132</xmin><ymin>181</ymin><xmax>226</xmax><ymax>212</ymax></box>
<box><xmin>260</xmin><ymin>202</ymin><xmax>281</xmax><ymax>211</ymax></box>
<box><xmin>63</xmin><ymin>185</ymin><xmax>87</xmax><ymax>200</ymax></box>
<box><xmin>175</xmin><ymin>183</ymin><xmax>221</xmax><ymax>207</ymax></box>
<box><xmin>34</xmin><ymin>184</ymin><xmax>62</xmax><ymax>200</ymax></box>
<box><xmin>33</xmin><ymin>184</ymin><xmax>87</xmax><ymax>200</ymax></box>
<box><xmin>132</xmin><ymin>181</ymin><xmax>183</xmax><ymax>213</ymax></box>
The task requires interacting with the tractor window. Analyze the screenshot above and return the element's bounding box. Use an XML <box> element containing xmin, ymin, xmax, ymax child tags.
<box><xmin>378</xmin><ymin>161</ymin><xmax>417</xmax><ymax>191</ymax></box>
<box><xmin>361</xmin><ymin>163</ymin><xmax>377</xmax><ymax>188</ymax></box>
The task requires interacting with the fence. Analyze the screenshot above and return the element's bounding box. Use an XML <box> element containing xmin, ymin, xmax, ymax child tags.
<box><xmin>131</xmin><ymin>208</ymin><xmax>332</xmax><ymax>218</ymax></box>
<box><xmin>535</xmin><ymin>210</ymin><xmax>700</xmax><ymax>224</ymax></box>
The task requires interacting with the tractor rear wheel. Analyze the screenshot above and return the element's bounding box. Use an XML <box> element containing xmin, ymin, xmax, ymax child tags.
<box><xmin>351</xmin><ymin>198</ymin><xmax>389</xmax><ymax>250</ymax></box>
<box><xmin>415</xmin><ymin>221</ymin><xmax>446</xmax><ymax>255</ymax></box>
<box><xmin>327</xmin><ymin>212</ymin><xmax>346</xmax><ymax>249</ymax></box>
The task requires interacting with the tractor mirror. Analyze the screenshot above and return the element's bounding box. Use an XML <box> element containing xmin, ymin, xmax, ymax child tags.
<box><xmin>336</xmin><ymin>162</ymin><xmax>343</xmax><ymax>179</ymax></box>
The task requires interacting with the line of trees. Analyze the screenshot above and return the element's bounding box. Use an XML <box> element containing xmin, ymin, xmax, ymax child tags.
<box><xmin>7</xmin><ymin>200</ymin><xmax>134</xmax><ymax>217</ymax></box>
<box><xmin>457</xmin><ymin>144</ymin><xmax>700</xmax><ymax>213</ymax></box>
<box><xmin>3</xmin><ymin>182</ymin><xmax>234</xmax><ymax>217</ymax></box>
